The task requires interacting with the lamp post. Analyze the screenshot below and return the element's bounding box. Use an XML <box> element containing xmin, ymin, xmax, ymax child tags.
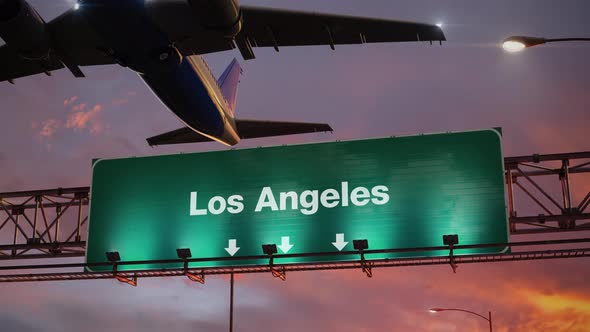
<box><xmin>429</xmin><ymin>308</ymin><xmax>493</xmax><ymax>332</ymax></box>
<box><xmin>502</xmin><ymin>35</ymin><xmax>590</xmax><ymax>52</ymax></box>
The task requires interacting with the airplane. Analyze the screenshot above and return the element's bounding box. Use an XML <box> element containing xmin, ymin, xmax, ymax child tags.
<box><xmin>0</xmin><ymin>0</ymin><xmax>446</xmax><ymax>146</ymax></box>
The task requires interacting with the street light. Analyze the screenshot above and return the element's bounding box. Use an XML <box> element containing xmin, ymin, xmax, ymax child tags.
<box><xmin>502</xmin><ymin>35</ymin><xmax>590</xmax><ymax>52</ymax></box>
<box><xmin>429</xmin><ymin>308</ymin><xmax>493</xmax><ymax>332</ymax></box>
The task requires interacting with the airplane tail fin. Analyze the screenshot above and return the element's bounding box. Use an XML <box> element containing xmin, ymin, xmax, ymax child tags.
<box><xmin>218</xmin><ymin>58</ymin><xmax>242</xmax><ymax>116</ymax></box>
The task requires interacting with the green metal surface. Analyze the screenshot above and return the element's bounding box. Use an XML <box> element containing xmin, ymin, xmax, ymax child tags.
<box><xmin>87</xmin><ymin>130</ymin><xmax>508</xmax><ymax>271</ymax></box>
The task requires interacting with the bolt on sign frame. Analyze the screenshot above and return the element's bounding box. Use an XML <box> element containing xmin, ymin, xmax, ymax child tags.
<box><xmin>85</xmin><ymin>129</ymin><xmax>508</xmax><ymax>272</ymax></box>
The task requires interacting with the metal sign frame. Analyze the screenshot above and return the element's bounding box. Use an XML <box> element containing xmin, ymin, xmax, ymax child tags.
<box><xmin>85</xmin><ymin>130</ymin><xmax>509</xmax><ymax>271</ymax></box>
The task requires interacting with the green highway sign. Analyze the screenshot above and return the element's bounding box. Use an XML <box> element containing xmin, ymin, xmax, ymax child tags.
<box><xmin>87</xmin><ymin>129</ymin><xmax>508</xmax><ymax>271</ymax></box>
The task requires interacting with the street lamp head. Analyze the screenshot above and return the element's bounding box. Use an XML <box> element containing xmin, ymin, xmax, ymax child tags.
<box><xmin>353</xmin><ymin>239</ymin><xmax>369</xmax><ymax>250</ymax></box>
<box><xmin>502</xmin><ymin>36</ymin><xmax>547</xmax><ymax>52</ymax></box>
<box><xmin>176</xmin><ymin>248</ymin><xmax>192</xmax><ymax>259</ymax></box>
<box><xmin>502</xmin><ymin>40</ymin><xmax>526</xmax><ymax>53</ymax></box>
<box><xmin>442</xmin><ymin>234</ymin><xmax>459</xmax><ymax>246</ymax></box>
<box><xmin>262</xmin><ymin>244</ymin><xmax>278</xmax><ymax>255</ymax></box>
<box><xmin>428</xmin><ymin>308</ymin><xmax>492</xmax><ymax>331</ymax></box>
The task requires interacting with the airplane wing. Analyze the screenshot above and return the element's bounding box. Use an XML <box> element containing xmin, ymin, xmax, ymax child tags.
<box><xmin>181</xmin><ymin>6</ymin><xmax>446</xmax><ymax>59</ymax></box>
<box><xmin>240</xmin><ymin>6</ymin><xmax>445</xmax><ymax>46</ymax></box>
<box><xmin>1</xmin><ymin>6</ymin><xmax>444</xmax><ymax>81</ymax></box>
<box><xmin>0</xmin><ymin>10</ymin><xmax>114</xmax><ymax>83</ymax></box>
<box><xmin>0</xmin><ymin>45</ymin><xmax>64</xmax><ymax>82</ymax></box>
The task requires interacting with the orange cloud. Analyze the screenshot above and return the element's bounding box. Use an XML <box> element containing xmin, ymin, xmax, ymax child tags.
<box><xmin>38</xmin><ymin>119</ymin><xmax>61</xmax><ymax>138</ymax></box>
<box><xmin>65</xmin><ymin>104</ymin><xmax>105</xmax><ymax>135</ymax></box>
<box><xmin>35</xmin><ymin>103</ymin><xmax>107</xmax><ymax>141</ymax></box>
<box><xmin>521</xmin><ymin>289</ymin><xmax>590</xmax><ymax>313</ymax></box>
<box><xmin>501</xmin><ymin>294</ymin><xmax>590</xmax><ymax>332</ymax></box>
<box><xmin>63</xmin><ymin>96</ymin><xmax>78</xmax><ymax>106</ymax></box>
<box><xmin>71</xmin><ymin>103</ymin><xmax>87</xmax><ymax>112</ymax></box>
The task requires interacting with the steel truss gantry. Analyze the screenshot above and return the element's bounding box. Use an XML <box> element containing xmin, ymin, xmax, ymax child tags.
<box><xmin>505</xmin><ymin>151</ymin><xmax>590</xmax><ymax>234</ymax></box>
<box><xmin>0</xmin><ymin>151</ymin><xmax>588</xmax><ymax>283</ymax></box>
<box><xmin>0</xmin><ymin>187</ymin><xmax>88</xmax><ymax>260</ymax></box>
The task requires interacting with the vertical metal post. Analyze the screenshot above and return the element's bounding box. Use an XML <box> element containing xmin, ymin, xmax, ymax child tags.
<box><xmin>76</xmin><ymin>198</ymin><xmax>83</xmax><ymax>242</ymax></box>
<box><xmin>561</xmin><ymin>160</ymin><xmax>572</xmax><ymax>210</ymax></box>
<box><xmin>505</xmin><ymin>169</ymin><xmax>516</xmax><ymax>232</ymax></box>
<box><xmin>229</xmin><ymin>272</ymin><xmax>234</xmax><ymax>332</ymax></box>
<box><xmin>488</xmin><ymin>311</ymin><xmax>492</xmax><ymax>332</ymax></box>
<box><xmin>12</xmin><ymin>214</ymin><xmax>19</xmax><ymax>256</ymax></box>
<box><xmin>55</xmin><ymin>206</ymin><xmax>61</xmax><ymax>243</ymax></box>
<box><xmin>32</xmin><ymin>196</ymin><xmax>40</xmax><ymax>242</ymax></box>
<box><xmin>559</xmin><ymin>160</ymin><xmax>570</xmax><ymax>212</ymax></box>
<box><xmin>559</xmin><ymin>160</ymin><xmax>575</xmax><ymax>229</ymax></box>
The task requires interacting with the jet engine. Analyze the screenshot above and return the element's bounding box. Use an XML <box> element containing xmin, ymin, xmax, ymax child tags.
<box><xmin>188</xmin><ymin>0</ymin><xmax>241</xmax><ymax>37</ymax></box>
<box><xmin>0</xmin><ymin>0</ymin><xmax>51</xmax><ymax>60</ymax></box>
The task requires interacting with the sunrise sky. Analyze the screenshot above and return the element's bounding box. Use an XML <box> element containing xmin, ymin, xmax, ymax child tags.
<box><xmin>1</xmin><ymin>0</ymin><xmax>589</xmax><ymax>331</ymax></box>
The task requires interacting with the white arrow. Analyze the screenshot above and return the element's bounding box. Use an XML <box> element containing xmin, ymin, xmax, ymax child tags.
<box><xmin>225</xmin><ymin>239</ymin><xmax>240</xmax><ymax>256</ymax></box>
<box><xmin>277</xmin><ymin>236</ymin><xmax>294</xmax><ymax>254</ymax></box>
<box><xmin>332</xmin><ymin>233</ymin><xmax>348</xmax><ymax>251</ymax></box>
